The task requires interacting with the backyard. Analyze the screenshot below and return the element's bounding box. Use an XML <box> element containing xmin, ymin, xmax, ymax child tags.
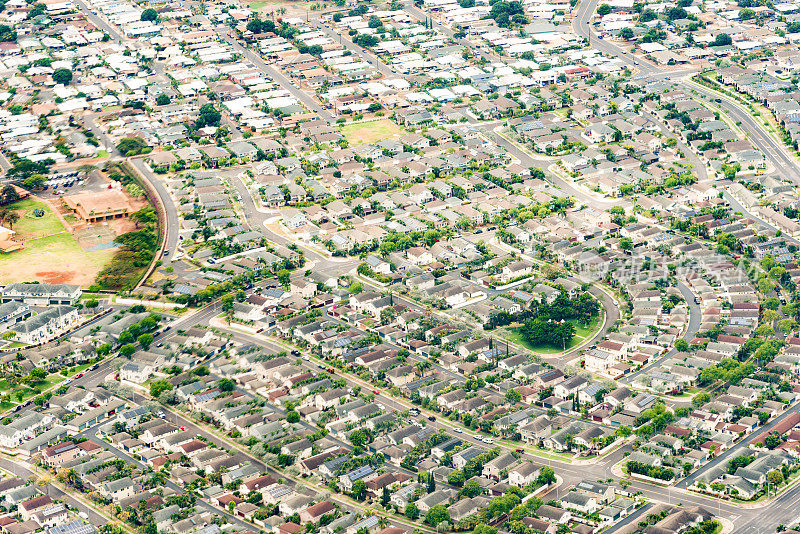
<box><xmin>0</xmin><ymin>197</ymin><xmax>115</xmax><ymax>285</ymax></box>
<box><xmin>340</xmin><ymin>119</ymin><xmax>405</xmax><ymax>146</ymax></box>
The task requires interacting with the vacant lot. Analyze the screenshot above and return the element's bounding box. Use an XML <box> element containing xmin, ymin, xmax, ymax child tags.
<box><xmin>0</xmin><ymin>197</ymin><xmax>115</xmax><ymax>286</ymax></box>
<box><xmin>341</xmin><ymin>119</ymin><xmax>405</xmax><ymax>146</ymax></box>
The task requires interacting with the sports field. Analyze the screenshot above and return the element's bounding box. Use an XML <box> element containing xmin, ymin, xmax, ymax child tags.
<box><xmin>0</xmin><ymin>197</ymin><xmax>115</xmax><ymax>286</ymax></box>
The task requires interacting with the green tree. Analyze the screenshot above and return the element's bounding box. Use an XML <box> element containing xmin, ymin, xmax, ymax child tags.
<box><xmin>351</xmin><ymin>479</ymin><xmax>367</xmax><ymax>500</ymax></box>
<box><xmin>424</xmin><ymin>505</ymin><xmax>450</xmax><ymax>527</ymax></box>
<box><xmin>196</xmin><ymin>103</ymin><xmax>221</xmax><ymax>128</ymax></box>
<box><xmin>218</xmin><ymin>378</ymin><xmax>235</xmax><ymax>392</ymax></box>
<box><xmin>141</xmin><ymin>8</ymin><xmax>157</xmax><ymax>21</ymax></box>
<box><xmin>447</xmin><ymin>470</ymin><xmax>465</xmax><ymax>487</ymax></box>
<box><xmin>505</xmin><ymin>388</ymin><xmax>521</xmax><ymax>403</ymax></box>
<box><xmin>537</xmin><ymin>466</ymin><xmax>556</xmax><ymax>486</ymax></box>
<box><xmin>767</xmin><ymin>469</ymin><xmax>784</xmax><ymax>486</ymax></box>
<box><xmin>22</xmin><ymin>174</ymin><xmax>47</xmax><ymax>190</ymax></box>
<box><xmin>405</xmin><ymin>503</ymin><xmax>419</xmax><ymax>520</ymax></box>
<box><xmin>739</xmin><ymin>7</ymin><xmax>755</xmax><ymax>19</ymax></box>
<box><xmin>597</xmin><ymin>4</ymin><xmax>612</xmax><ymax>15</ymax></box>
<box><xmin>349</xmin><ymin>429</ymin><xmax>367</xmax><ymax>447</ymax></box>
<box><xmin>692</xmin><ymin>391</ymin><xmax>710</xmax><ymax>408</ymax></box>
<box><xmin>286</xmin><ymin>410</ymin><xmax>300</xmax><ymax>423</ymax></box>
<box><xmin>712</xmin><ymin>33</ymin><xmax>732</xmax><ymax>46</ymax></box>
<box><xmin>116</xmin><ymin>136</ymin><xmax>149</xmax><ymax>156</ymax></box>
<box><xmin>52</xmin><ymin>68</ymin><xmax>72</xmax><ymax>85</ymax></box>
<box><xmin>473</xmin><ymin>524</ymin><xmax>496</xmax><ymax>534</ymax></box>
<box><xmin>150</xmin><ymin>379</ymin><xmax>173</xmax><ymax>398</ymax></box>
<box><xmin>137</xmin><ymin>333</ymin><xmax>153</xmax><ymax>350</ymax></box>
<box><xmin>0</xmin><ymin>185</ymin><xmax>18</xmax><ymax>206</ymax></box>
<box><xmin>348</xmin><ymin>282</ymin><xmax>363</xmax><ymax>294</ymax></box>
<box><xmin>461</xmin><ymin>479</ymin><xmax>483</xmax><ymax>497</ymax></box>
<box><xmin>155</xmin><ymin>94</ymin><xmax>171</xmax><ymax>106</ymax></box>
<box><xmin>619</xmin><ymin>27</ymin><xmax>634</xmax><ymax>40</ymax></box>
<box><xmin>119</xmin><ymin>343</ymin><xmax>136</xmax><ymax>358</ymax></box>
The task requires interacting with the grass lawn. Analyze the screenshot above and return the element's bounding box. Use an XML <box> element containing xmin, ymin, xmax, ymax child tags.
<box><xmin>340</xmin><ymin>119</ymin><xmax>405</xmax><ymax>146</ymax></box>
<box><xmin>506</xmin><ymin>314</ymin><xmax>603</xmax><ymax>355</ymax></box>
<box><xmin>97</xmin><ymin>150</ymin><xmax>110</xmax><ymax>158</ymax></box>
<box><xmin>0</xmin><ymin>373</ymin><xmax>65</xmax><ymax>404</ymax></box>
<box><xmin>8</xmin><ymin>198</ymin><xmax>64</xmax><ymax>238</ymax></box>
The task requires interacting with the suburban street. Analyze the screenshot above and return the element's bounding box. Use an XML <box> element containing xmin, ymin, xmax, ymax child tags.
<box><xmin>6</xmin><ymin>0</ymin><xmax>800</xmax><ymax>530</ymax></box>
<box><xmin>573</xmin><ymin>0</ymin><xmax>800</xmax><ymax>184</ymax></box>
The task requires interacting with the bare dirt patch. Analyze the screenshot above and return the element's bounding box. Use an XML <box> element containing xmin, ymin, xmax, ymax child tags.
<box><xmin>36</xmin><ymin>271</ymin><xmax>77</xmax><ymax>284</ymax></box>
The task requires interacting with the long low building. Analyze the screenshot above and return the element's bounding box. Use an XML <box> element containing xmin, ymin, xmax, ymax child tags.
<box><xmin>64</xmin><ymin>399</ymin><xmax>126</xmax><ymax>432</ymax></box>
<box><xmin>1</xmin><ymin>283</ymin><xmax>81</xmax><ymax>306</ymax></box>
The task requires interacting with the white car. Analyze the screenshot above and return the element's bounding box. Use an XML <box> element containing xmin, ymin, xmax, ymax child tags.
<box><xmin>453</xmin><ymin>427</ymin><xmax>462</xmax><ymax>433</ymax></box>
<box><xmin>482</xmin><ymin>437</ymin><xmax>494</xmax><ymax>444</ymax></box>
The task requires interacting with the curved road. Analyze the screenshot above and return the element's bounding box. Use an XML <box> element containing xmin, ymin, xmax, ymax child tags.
<box><xmin>620</xmin><ymin>281</ymin><xmax>701</xmax><ymax>385</ymax></box>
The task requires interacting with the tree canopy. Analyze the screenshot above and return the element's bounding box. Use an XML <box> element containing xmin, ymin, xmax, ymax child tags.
<box><xmin>52</xmin><ymin>68</ymin><xmax>72</xmax><ymax>85</ymax></box>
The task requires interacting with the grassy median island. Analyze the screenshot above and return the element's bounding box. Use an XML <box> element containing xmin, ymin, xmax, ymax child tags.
<box><xmin>0</xmin><ymin>197</ymin><xmax>115</xmax><ymax>286</ymax></box>
<box><xmin>340</xmin><ymin>119</ymin><xmax>405</xmax><ymax>146</ymax></box>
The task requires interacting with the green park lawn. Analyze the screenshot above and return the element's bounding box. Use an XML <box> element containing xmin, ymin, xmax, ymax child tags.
<box><xmin>8</xmin><ymin>198</ymin><xmax>64</xmax><ymax>238</ymax></box>
<box><xmin>506</xmin><ymin>313</ymin><xmax>602</xmax><ymax>355</ymax></box>
<box><xmin>0</xmin><ymin>373</ymin><xmax>65</xmax><ymax>405</ymax></box>
<box><xmin>340</xmin><ymin>119</ymin><xmax>405</xmax><ymax>146</ymax></box>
